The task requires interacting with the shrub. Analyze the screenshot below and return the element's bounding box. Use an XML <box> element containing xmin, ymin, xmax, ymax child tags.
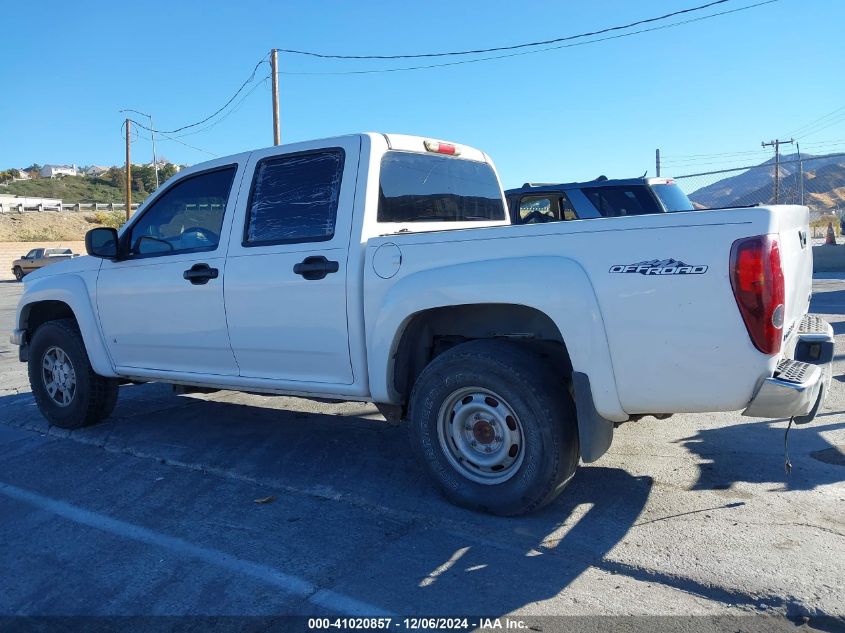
<box><xmin>92</xmin><ymin>209</ymin><xmax>126</xmax><ymax>229</ymax></box>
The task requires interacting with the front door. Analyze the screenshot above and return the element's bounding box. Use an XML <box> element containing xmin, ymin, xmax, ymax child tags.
<box><xmin>223</xmin><ymin>138</ymin><xmax>359</xmax><ymax>385</ymax></box>
<box><xmin>96</xmin><ymin>162</ymin><xmax>243</xmax><ymax>376</ymax></box>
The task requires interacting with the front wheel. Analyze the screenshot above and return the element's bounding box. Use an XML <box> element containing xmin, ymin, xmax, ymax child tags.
<box><xmin>28</xmin><ymin>319</ymin><xmax>119</xmax><ymax>429</ymax></box>
<box><xmin>13</xmin><ymin>267</ymin><xmax>23</xmax><ymax>281</ymax></box>
<box><xmin>408</xmin><ymin>340</ymin><xmax>579</xmax><ymax>516</ymax></box>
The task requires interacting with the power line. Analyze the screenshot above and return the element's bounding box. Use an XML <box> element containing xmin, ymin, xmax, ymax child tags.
<box><xmin>129</xmin><ymin>54</ymin><xmax>269</xmax><ymax>135</ymax></box>
<box><xmin>277</xmin><ymin>0</ymin><xmax>778</xmax><ymax>76</ymax></box>
<box><xmin>786</xmin><ymin>104</ymin><xmax>845</xmax><ymax>138</ymax></box>
<box><xmin>158</xmin><ymin>75</ymin><xmax>271</xmax><ymax>140</ymax></box>
<box><xmin>794</xmin><ymin>112</ymin><xmax>845</xmax><ymax>140</ymax></box>
<box><xmin>277</xmin><ymin>0</ymin><xmax>735</xmax><ymax>60</ymax></box>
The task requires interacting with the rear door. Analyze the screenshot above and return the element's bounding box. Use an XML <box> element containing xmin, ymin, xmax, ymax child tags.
<box><xmin>223</xmin><ymin>137</ymin><xmax>360</xmax><ymax>385</ymax></box>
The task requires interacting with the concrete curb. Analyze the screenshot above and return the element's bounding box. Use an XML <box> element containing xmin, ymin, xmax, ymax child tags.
<box><xmin>813</xmin><ymin>244</ymin><xmax>845</xmax><ymax>273</ymax></box>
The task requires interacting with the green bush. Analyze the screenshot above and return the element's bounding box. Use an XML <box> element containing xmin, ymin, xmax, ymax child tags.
<box><xmin>91</xmin><ymin>209</ymin><xmax>126</xmax><ymax>229</ymax></box>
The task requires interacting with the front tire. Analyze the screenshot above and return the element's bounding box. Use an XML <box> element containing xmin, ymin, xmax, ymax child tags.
<box><xmin>28</xmin><ymin>319</ymin><xmax>119</xmax><ymax>429</ymax></box>
<box><xmin>408</xmin><ymin>340</ymin><xmax>579</xmax><ymax>516</ymax></box>
<box><xmin>13</xmin><ymin>267</ymin><xmax>23</xmax><ymax>281</ymax></box>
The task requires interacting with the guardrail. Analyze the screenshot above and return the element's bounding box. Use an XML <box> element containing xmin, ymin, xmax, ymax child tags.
<box><xmin>0</xmin><ymin>201</ymin><xmax>141</xmax><ymax>213</ymax></box>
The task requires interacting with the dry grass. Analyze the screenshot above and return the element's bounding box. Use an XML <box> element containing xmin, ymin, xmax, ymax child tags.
<box><xmin>0</xmin><ymin>211</ymin><xmax>110</xmax><ymax>241</ymax></box>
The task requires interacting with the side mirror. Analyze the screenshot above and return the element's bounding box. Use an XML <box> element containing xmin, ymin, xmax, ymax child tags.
<box><xmin>85</xmin><ymin>227</ymin><xmax>119</xmax><ymax>259</ymax></box>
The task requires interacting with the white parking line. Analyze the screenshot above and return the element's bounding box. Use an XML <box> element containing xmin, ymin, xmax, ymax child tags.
<box><xmin>0</xmin><ymin>481</ymin><xmax>392</xmax><ymax>616</ymax></box>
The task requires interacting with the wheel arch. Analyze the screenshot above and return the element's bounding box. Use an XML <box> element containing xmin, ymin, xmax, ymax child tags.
<box><xmin>17</xmin><ymin>275</ymin><xmax>117</xmax><ymax>378</ymax></box>
<box><xmin>366</xmin><ymin>256</ymin><xmax>626</xmax><ymax>425</ymax></box>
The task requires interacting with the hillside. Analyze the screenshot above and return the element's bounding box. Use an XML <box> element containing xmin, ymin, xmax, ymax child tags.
<box><xmin>0</xmin><ymin>175</ymin><xmax>150</xmax><ymax>204</ymax></box>
<box><xmin>687</xmin><ymin>152</ymin><xmax>845</xmax><ymax>212</ymax></box>
<box><xmin>0</xmin><ymin>210</ymin><xmax>121</xmax><ymax>242</ymax></box>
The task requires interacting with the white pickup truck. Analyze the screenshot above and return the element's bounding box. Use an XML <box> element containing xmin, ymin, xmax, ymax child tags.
<box><xmin>11</xmin><ymin>133</ymin><xmax>834</xmax><ymax>515</ymax></box>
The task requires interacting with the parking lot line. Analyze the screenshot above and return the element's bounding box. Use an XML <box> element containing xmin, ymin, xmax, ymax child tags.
<box><xmin>0</xmin><ymin>480</ymin><xmax>392</xmax><ymax>617</ymax></box>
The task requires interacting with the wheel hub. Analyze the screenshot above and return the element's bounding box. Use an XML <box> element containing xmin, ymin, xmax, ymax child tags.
<box><xmin>472</xmin><ymin>419</ymin><xmax>497</xmax><ymax>446</ymax></box>
<box><xmin>41</xmin><ymin>346</ymin><xmax>76</xmax><ymax>407</ymax></box>
<box><xmin>436</xmin><ymin>387</ymin><xmax>524</xmax><ymax>485</ymax></box>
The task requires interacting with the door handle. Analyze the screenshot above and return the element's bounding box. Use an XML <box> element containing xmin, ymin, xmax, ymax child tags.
<box><xmin>183</xmin><ymin>263</ymin><xmax>219</xmax><ymax>285</ymax></box>
<box><xmin>293</xmin><ymin>256</ymin><xmax>339</xmax><ymax>280</ymax></box>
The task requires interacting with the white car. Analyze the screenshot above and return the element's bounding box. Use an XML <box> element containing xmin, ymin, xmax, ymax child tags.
<box><xmin>10</xmin><ymin>133</ymin><xmax>834</xmax><ymax>515</ymax></box>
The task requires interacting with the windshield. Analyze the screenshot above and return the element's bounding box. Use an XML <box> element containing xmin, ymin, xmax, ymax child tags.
<box><xmin>378</xmin><ymin>152</ymin><xmax>505</xmax><ymax>222</ymax></box>
<box><xmin>652</xmin><ymin>183</ymin><xmax>695</xmax><ymax>212</ymax></box>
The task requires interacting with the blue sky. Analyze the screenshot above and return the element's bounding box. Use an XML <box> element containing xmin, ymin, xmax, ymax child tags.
<box><xmin>2</xmin><ymin>0</ymin><xmax>843</xmax><ymax>188</ymax></box>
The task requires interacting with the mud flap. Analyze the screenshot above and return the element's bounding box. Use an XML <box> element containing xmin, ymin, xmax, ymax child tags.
<box><xmin>571</xmin><ymin>372</ymin><xmax>616</xmax><ymax>463</ymax></box>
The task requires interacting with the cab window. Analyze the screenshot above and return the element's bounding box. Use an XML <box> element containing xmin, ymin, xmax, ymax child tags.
<box><xmin>244</xmin><ymin>150</ymin><xmax>344</xmax><ymax>246</ymax></box>
<box><xmin>127</xmin><ymin>166</ymin><xmax>236</xmax><ymax>256</ymax></box>
<box><xmin>583</xmin><ymin>186</ymin><xmax>659</xmax><ymax>217</ymax></box>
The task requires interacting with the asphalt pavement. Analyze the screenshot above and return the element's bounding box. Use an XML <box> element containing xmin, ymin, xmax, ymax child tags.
<box><xmin>0</xmin><ymin>278</ymin><xmax>842</xmax><ymax>625</ymax></box>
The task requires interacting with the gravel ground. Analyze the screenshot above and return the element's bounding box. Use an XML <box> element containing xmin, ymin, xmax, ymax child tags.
<box><xmin>0</xmin><ymin>279</ymin><xmax>842</xmax><ymax>628</ymax></box>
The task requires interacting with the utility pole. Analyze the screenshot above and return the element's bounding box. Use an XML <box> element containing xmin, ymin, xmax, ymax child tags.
<box><xmin>271</xmin><ymin>48</ymin><xmax>281</xmax><ymax>145</ymax></box>
<box><xmin>125</xmin><ymin>118</ymin><xmax>132</xmax><ymax>221</ymax></box>
<box><xmin>655</xmin><ymin>148</ymin><xmax>661</xmax><ymax>177</ymax></box>
<box><xmin>796</xmin><ymin>142</ymin><xmax>804</xmax><ymax>206</ymax></box>
<box><xmin>120</xmin><ymin>109</ymin><xmax>159</xmax><ymax>189</ymax></box>
<box><xmin>761</xmin><ymin>138</ymin><xmax>794</xmax><ymax>204</ymax></box>
<box><xmin>150</xmin><ymin>113</ymin><xmax>159</xmax><ymax>189</ymax></box>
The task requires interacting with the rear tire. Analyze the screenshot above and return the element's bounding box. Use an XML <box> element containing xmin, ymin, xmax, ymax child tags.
<box><xmin>13</xmin><ymin>267</ymin><xmax>23</xmax><ymax>282</ymax></box>
<box><xmin>28</xmin><ymin>319</ymin><xmax>119</xmax><ymax>429</ymax></box>
<box><xmin>408</xmin><ymin>340</ymin><xmax>579</xmax><ymax>516</ymax></box>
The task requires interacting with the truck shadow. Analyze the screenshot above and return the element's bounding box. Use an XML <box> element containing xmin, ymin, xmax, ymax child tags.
<box><xmin>675</xmin><ymin>416</ymin><xmax>845</xmax><ymax>492</ymax></box>
<box><xmin>1</xmin><ymin>383</ymin><xmax>822</xmax><ymax>617</ymax></box>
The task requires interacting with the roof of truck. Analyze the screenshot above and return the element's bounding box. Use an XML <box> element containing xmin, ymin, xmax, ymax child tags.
<box><xmin>506</xmin><ymin>177</ymin><xmax>676</xmax><ymax>196</ymax></box>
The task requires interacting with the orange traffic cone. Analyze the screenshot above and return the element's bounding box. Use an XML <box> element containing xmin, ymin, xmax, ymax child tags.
<box><xmin>825</xmin><ymin>222</ymin><xmax>836</xmax><ymax>245</ymax></box>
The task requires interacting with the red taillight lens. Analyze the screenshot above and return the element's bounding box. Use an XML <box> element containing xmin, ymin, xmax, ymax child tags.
<box><xmin>423</xmin><ymin>140</ymin><xmax>460</xmax><ymax>156</ymax></box>
<box><xmin>729</xmin><ymin>234</ymin><xmax>785</xmax><ymax>355</ymax></box>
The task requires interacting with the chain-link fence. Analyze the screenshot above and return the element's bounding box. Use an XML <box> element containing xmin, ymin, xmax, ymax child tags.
<box><xmin>672</xmin><ymin>153</ymin><xmax>845</xmax><ymax>239</ymax></box>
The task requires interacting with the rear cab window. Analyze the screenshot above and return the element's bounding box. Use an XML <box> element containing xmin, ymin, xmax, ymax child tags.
<box><xmin>377</xmin><ymin>152</ymin><xmax>505</xmax><ymax>224</ymax></box>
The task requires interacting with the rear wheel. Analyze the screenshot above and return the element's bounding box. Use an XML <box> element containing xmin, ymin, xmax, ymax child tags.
<box><xmin>13</xmin><ymin>267</ymin><xmax>23</xmax><ymax>281</ymax></box>
<box><xmin>28</xmin><ymin>319</ymin><xmax>119</xmax><ymax>429</ymax></box>
<box><xmin>408</xmin><ymin>340</ymin><xmax>579</xmax><ymax>516</ymax></box>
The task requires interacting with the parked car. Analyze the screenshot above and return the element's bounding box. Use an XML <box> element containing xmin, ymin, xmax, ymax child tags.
<box><xmin>506</xmin><ymin>176</ymin><xmax>695</xmax><ymax>224</ymax></box>
<box><xmin>12</xmin><ymin>248</ymin><xmax>78</xmax><ymax>281</ymax></box>
<box><xmin>10</xmin><ymin>133</ymin><xmax>833</xmax><ymax>515</ymax></box>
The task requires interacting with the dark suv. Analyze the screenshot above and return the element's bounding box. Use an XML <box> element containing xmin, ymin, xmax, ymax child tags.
<box><xmin>505</xmin><ymin>177</ymin><xmax>695</xmax><ymax>225</ymax></box>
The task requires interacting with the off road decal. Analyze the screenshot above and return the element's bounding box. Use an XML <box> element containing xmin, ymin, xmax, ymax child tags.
<box><xmin>609</xmin><ymin>259</ymin><xmax>708</xmax><ymax>275</ymax></box>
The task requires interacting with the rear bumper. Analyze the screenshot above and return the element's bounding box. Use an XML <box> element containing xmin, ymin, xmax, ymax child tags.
<box><xmin>743</xmin><ymin>314</ymin><xmax>834</xmax><ymax>422</ymax></box>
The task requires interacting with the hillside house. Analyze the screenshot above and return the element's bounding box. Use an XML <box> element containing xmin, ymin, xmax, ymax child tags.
<box><xmin>84</xmin><ymin>165</ymin><xmax>110</xmax><ymax>177</ymax></box>
<box><xmin>40</xmin><ymin>164</ymin><xmax>78</xmax><ymax>178</ymax></box>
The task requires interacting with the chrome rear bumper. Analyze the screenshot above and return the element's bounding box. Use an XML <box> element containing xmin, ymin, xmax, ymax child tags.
<box><xmin>743</xmin><ymin>314</ymin><xmax>834</xmax><ymax>422</ymax></box>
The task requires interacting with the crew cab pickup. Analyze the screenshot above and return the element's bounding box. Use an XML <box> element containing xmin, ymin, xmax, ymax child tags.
<box><xmin>10</xmin><ymin>133</ymin><xmax>834</xmax><ymax>515</ymax></box>
<box><xmin>12</xmin><ymin>247</ymin><xmax>78</xmax><ymax>281</ymax></box>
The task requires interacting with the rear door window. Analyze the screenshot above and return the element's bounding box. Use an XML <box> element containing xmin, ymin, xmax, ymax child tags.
<box><xmin>244</xmin><ymin>150</ymin><xmax>344</xmax><ymax>246</ymax></box>
<box><xmin>583</xmin><ymin>186</ymin><xmax>660</xmax><ymax>217</ymax></box>
<box><xmin>378</xmin><ymin>152</ymin><xmax>505</xmax><ymax>222</ymax></box>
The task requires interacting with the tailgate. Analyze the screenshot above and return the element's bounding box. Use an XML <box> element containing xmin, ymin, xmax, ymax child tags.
<box><xmin>776</xmin><ymin>205</ymin><xmax>813</xmax><ymax>334</ymax></box>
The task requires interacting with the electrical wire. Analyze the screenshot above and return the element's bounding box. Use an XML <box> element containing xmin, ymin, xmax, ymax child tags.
<box><xmin>278</xmin><ymin>0</ymin><xmax>735</xmax><ymax>59</ymax></box>
<box><xmin>786</xmin><ymin>104</ymin><xmax>845</xmax><ymax>138</ymax></box>
<box><xmin>127</xmin><ymin>54</ymin><xmax>269</xmax><ymax>135</ymax></box>
<box><xmin>277</xmin><ymin>0</ymin><xmax>778</xmax><ymax>76</ymax></box>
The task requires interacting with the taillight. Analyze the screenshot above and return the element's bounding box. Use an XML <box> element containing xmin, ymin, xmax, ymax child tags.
<box><xmin>423</xmin><ymin>140</ymin><xmax>460</xmax><ymax>156</ymax></box>
<box><xmin>729</xmin><ymin>234</ymin><xmax>785</xmax><ymax>355</ymax></box>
